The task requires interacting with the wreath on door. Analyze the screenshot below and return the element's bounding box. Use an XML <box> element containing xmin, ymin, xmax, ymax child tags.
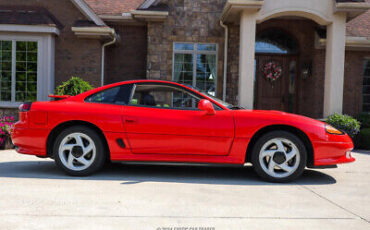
<box><xmin>262</xmin><ymin>61</ymin><xmax>282</xmax><ymax>83</ymax></box>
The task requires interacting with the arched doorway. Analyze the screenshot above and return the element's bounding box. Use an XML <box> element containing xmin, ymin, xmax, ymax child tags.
<box><xmin>254</xmin><ymin>29</ymin><xmax>299</xmax><ymax>113</ymax></box>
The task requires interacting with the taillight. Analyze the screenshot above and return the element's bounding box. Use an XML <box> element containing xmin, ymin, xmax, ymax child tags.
<box><xmin>19</xmin><ymin>102</ymin><xmax>32</xmax><ymax>112</ymax></box>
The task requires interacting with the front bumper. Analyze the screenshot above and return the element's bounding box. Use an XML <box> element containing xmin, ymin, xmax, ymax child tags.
<box><xmin>313</xmin><ymin>139</ymin><xmax>355</xmax><ymax>166</ymax></box>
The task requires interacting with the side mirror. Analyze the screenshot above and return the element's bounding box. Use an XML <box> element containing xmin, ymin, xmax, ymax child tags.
<box><xmin>198</xmin><ymin>99</ymin><xmax>216</xmax><ymax>115</ymax></box>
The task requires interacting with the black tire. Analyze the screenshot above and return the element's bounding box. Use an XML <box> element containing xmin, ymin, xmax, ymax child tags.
<box><xmin>53</xmin><ymin>126</ymin><xmax>106</xmax><ymax>176</ymax></box>
<box><xmin>251</xmin><ymin>131</ymin><xmax>307</xmax><ymax>183</ymax></box>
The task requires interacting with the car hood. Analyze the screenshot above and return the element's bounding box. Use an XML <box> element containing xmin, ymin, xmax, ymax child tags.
<box><xmin>230</xmin><ymin>109</ymin><xmax>327</xmax><ymax>133</ymax></box>
<box><xmin>232</xmin><ymin>109</ymin><xmax>323</xmax><ymax>121</ymax></box>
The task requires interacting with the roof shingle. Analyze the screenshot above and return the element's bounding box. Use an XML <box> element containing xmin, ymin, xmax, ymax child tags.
<box><xmin>0</xmin><ymin>6</ymin><xmax>63</xmax><ymax>28</ymax></box>
<box><xmin>84</xmin><ymin>0</ymin><xmax>145</xmax><ymax>15</ymax></box>
<box><xmin>346</xmin><ymin>0</ymin><xmax>370</xmax><ymax>37</ymax></box>
<box><xmin>83</xmin><ymin>0</ymin><xmax>369</xmax><ymax>38</ymax></box>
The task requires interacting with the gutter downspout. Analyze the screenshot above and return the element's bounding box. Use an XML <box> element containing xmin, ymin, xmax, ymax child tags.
<box><xmin>101</xmin><ymin>32</ymin><xmax>117</xmax><ymax>86</ymax></box>
<box><xmin>220</xmin><ymin>20</ymin><xmax>228</xmax><ymax>101</ymax></box>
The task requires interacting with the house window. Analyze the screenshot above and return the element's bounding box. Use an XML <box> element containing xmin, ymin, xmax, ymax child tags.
<box><xmin>363</xmin><ymin>59</ymin><xmax>370</xmax><ymax>112</ymax></box>
<box><xmin>173</xmin><ymin>43</ymin><xmax>217</xmax><ymax>96</ymax></box>
<box><xmin>0</xmin><ymin>39</ymin><xmax>38</xmax><ymax>104</ymax></box>
<box><xmin>255</xmin><ymin>29</ymin><xmax>299</xmax><ymax>54</ymax></box>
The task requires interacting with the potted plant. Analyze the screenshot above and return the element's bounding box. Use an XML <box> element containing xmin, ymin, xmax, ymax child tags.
<box><xmin>0</xmin><ymin>115</ymin><xmax>15</xmax><ymax>150</ymax></box>
<box><xmin>55</xmin><ymin>77</ymin><xmax>94</xmax><ymax>97</ymax></box>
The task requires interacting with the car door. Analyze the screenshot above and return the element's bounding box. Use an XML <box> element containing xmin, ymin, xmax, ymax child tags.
<box><xmin>122</xmin><ymin>83</ymin><xmax>234</xmax><ymax>156</ymax></box>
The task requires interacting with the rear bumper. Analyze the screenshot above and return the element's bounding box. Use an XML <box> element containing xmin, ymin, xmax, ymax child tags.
<box><xmin>313</xmin><ymin>140</ymin><xmax>355</xmax><ymax>166</ymax></box>
<box><xmin>11</xmin><ymin>126</ymin><xmax>48</xmax><ymax>157</ymax></box>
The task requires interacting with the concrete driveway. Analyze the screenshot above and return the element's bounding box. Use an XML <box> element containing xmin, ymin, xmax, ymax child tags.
<box><xmin>0</xmin><ymin>150</ymin><xmax>369</xmax><ymax>230</ymax></box>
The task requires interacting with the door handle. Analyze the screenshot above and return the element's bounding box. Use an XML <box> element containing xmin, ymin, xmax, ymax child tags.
<box><xmin>124</xmin><ymin>116</ymin><xmax>138</xmax><ymax>124</ymax></box>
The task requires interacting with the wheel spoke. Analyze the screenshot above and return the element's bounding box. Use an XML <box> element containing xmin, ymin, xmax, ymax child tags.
<box><xmin>277</xmin><ymin>162</ymin><xmax>294</xmax><ymax>172</ymax></box>
<box><xmin>67</xmin><ymin>154</ymin><xmax>75</xmax><ymax>168</ymax></box>
<box><xmin>72</xmin><ymin>134</ymin><xmax>84</xmax><ymax>147</ymax></box>
<box><xmin>286</xmin><ymin>149</ymin><xmax>297</xmax><ymax>162</ymax></box>
<box><xmin>83</xmin><ymin>144</ymin><xmax>93</xmax><ymax>156</ymax></box>
<box><xmin>274</xmin><ymin>140</ymin><xmax>285</xmax><ymax>152</ymax></box>
<box><xmin>261</xmin><ymin>150</ymin><xmax>276</xmax><ymax>158</ymax></box>
<box><xmin>75</xmin><ymin>157</ymin><xmax>89</xmax><ymax>166</ymax></box>
<box><xmin>268</xmin><ymin>159</ymin><xmax>276</xmax><ymax>173</ymax></box>
<box><xmin>60</xmin><ymin>144</ymin><xmax>74</xmax><ymax>152</ymax></box>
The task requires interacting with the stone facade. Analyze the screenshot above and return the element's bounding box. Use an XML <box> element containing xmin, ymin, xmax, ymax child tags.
<box><xmin>147</xmin><ymin>0</ymin><xmax>227</xmax><ymax>98</ymax></box>
<box><xmin>226</xmin><ymin>25</ymin><xmax>240</xmax><ymax>104</ymax></box>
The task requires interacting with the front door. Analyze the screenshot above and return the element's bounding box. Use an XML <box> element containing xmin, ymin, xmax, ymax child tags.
<box><xmin>255</xmin><ymin>55</ymin><xmax>298</xmax><ymax>113</ymax></box>
<box><xmin>122</xmin><ymin>83</ymin><xmax>234</xmax><ymax>156</ymax></box>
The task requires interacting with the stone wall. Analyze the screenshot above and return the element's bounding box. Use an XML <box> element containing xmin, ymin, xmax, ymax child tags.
<box><xmin>226</xmin><ymin>25</ymin><xmax>240</xmax><ymax>104</ymax></box>
<box><xmin>147</xmin><ymin>0</ymin><xmax>227</xmax><ymax>98</ymax></box>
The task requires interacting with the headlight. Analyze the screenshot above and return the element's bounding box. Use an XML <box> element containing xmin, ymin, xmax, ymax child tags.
<box><xmin>325</xmin><ymin>125</ymin><xmax>344</xmax><ymax>135</ymax></box>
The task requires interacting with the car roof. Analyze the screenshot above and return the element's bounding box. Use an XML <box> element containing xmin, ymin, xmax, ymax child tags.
<box><xmin>69</xmin><ymin>79</ymin><xmax>229</xmax><ymax>110</ymax></box>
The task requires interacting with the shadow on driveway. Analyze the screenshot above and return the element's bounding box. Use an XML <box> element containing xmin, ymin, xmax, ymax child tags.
<box><xmin>353</xmin><ymin>149</ymin><xmax>370</xmax><ymax>155</ymax></box>
<box><xmin>0</xmin><ymin>160</ymin><xmax>336</xmax><ymax>186</ymax></box>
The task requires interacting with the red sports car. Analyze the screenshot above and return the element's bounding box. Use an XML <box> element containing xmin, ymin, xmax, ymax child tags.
<box><xmin>11</xmin><ymin>80</ymin><xmax>355</xmax><ymax>182</ymax></box>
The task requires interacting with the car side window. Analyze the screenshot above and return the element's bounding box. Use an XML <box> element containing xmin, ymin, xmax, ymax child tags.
<box><xmin>130</xmin><ymin>84</ymin><xmax>201</xmax><ymax>110</ymax></box>
<box><xmin>85</xmin><ymin>84</ymin><xmax>133</xmax><ymax>105</ymax></box>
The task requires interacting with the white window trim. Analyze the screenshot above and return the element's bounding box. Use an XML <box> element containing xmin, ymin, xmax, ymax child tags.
<box><xmin>0</xmin><ymin>34</ymin><xmax>55</xmax><ymax>108</ymax></box>
<box><xmin>172</xmin><ymin>42</ymin><xmax>218</xmax><ymax>95</ymax></box>
<box><xmin>0</xmin><ymin>25</ymin><xmax>60</xmax><ymax>35</ymax></box>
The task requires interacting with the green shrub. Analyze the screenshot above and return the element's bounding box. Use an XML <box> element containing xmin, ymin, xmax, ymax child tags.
<box><xmin>326</xmin><ymin>113</ymin><xmax>360</xmax><ymax>137</ymax></box>
<box><xmin>56</xmin><ymin>77</ymin><xmax>94</xmax><ymax>96</ymax></box>
<box><xmin>359</xmin><ymin>128</ymin><xmax>370</xmax><ymax>150</ymax></box>
<box><xmin>356</xmin><ymin>112</ymin><xmax>370</xmax><ymax>129</ymax></box>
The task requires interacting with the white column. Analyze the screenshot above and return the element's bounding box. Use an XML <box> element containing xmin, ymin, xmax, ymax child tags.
<box><xmin>323</xmin><ymin>13</ymin><xmax>347</xmax><ymax>117</ymax></box>
<box><xmin>238</xmin><ymin>10</ymin><xmax>258</xmax><ymax>109</ymax></box>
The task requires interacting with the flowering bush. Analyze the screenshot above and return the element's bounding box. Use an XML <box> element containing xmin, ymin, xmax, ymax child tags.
<box><xmin>263</xmin><ymin>61</ymin><xmax>282</xmax><ymax>82</ymax></box>
<box><xmin>0</xmin><ymin>115</ymin><xmax>15</xmax><ymax>145</ymax></box>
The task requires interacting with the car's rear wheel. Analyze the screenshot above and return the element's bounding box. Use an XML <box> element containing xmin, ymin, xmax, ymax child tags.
<box><xmin>251</xmin><ymin>131</ymin><xmax>307</xmax><ymax>183</ymax></box>
<box><xmin>53</xmin><ymin>126</ymin><xmax>106</xmax><ymax>176</ymax></box>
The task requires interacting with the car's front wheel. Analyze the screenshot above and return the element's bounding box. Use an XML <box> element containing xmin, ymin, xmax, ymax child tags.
<box><xmin>251</xmin><ymin>131</ymin><xmax>307</xmax><ymax>183</ymax></box>
<box><xmin>53</xmin><ymin>126</ymin><xmax>106</xmax><ymax>176</ymax></box>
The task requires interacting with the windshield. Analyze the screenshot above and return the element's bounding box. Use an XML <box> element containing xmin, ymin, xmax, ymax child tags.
<box><xmin>184</xmin><ymin>84</ymin><xmax>243</xmax><ymax>110</ymax></box>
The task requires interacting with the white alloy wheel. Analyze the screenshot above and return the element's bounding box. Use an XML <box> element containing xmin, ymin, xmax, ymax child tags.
<box><xmin>258</xmin><ymin>138</ymin><xmax>301</xmax><ymax>179</ymax></box>
<box><xmin>58</xmin><ymin>133</ymin><xmax>97</xmax><ymax>171</ymax></box>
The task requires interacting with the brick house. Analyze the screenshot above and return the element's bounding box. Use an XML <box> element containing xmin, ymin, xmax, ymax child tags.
<box><xmin>0</xmin><ymin>0</ymin><xmax>369</xmax><ymax>119</ymax></box>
